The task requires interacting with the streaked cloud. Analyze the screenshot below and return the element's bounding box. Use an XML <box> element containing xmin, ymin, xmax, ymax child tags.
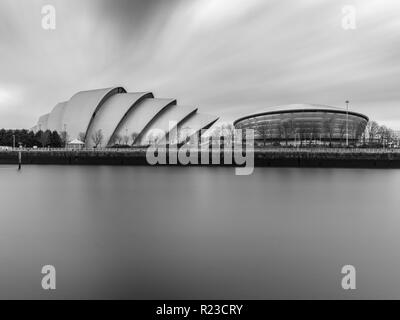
<box><xmin>0</xmin><ymin>0</ymin><xmax>399</xmax><ymax>128</ymax></box>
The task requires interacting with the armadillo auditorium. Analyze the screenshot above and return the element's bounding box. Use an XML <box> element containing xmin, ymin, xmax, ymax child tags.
<box><xmin>33</xmin><ymin>88</ymin><xmax>369</xmax><ymax>147</ymax></box>
<box><xmin>32</xmin><ymin>87</ymin><xmax>219</xmax><ymax>148</ymax></box>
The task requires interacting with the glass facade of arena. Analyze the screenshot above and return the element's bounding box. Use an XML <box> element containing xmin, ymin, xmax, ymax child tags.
<box><xmin>234</xmin><ymin>109</ymin><xmax>369</xmax><ymax>146</ymax></box>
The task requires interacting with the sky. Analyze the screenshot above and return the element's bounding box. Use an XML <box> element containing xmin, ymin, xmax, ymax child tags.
<box><xmin>0</xmin><ymin>0</ymin><xmax>399</xmax><ymax>129</ymax></box>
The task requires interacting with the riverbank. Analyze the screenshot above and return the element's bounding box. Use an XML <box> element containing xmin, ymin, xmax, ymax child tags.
<box><xmin>254</xmin><ymin>148</ymin><xmax>400</xmax><ymax>168</ymax></box>
<box><xmin>2</xmin><ymin>148</ymin><xmax>400</xmax><ymax>168</ymax></box>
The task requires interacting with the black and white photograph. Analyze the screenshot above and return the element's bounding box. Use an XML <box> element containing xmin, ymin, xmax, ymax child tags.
<box><xmin>0</xmin><ymin>0</ymin><xmax>400</xmax><ymax>309</ymax></box>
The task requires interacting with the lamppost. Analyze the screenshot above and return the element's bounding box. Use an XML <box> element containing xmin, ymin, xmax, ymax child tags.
<box><xmin>64</xmin><ymin>124</ymin><xmax>67</xmax><ymax>149</ymax></box>
<box><xmin>345</xmin><ymin>100</ymin><xmax>349</xmax><ymax>147</ymax></box>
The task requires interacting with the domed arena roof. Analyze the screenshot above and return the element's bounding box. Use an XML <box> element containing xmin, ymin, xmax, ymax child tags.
<box><xmin>234</xmin><ymin>103</ymin><xmax>368</xmax><ymax>125</ymax></box>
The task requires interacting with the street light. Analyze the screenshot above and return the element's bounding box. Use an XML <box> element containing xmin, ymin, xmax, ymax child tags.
<box><xmin>345</xmin><ymin>100</ymin><xmax>349</xmax><ymax>147</ymax></box>
<box><xmin>64</xmin><ymin>123</ymin><xmax>67</xmax><ymax>149</ymax></box>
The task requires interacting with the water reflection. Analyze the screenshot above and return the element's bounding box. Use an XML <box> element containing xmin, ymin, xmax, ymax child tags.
<box><xmin>0</xmin><ymin>166</ymin><xmax>400</xmax><ymax>299</ymax></box>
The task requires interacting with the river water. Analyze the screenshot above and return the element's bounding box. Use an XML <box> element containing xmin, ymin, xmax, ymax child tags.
<box><xmin>0</xmin><ymin>165</ymin><xmax>399</xmax><ymax>299</ymax></box>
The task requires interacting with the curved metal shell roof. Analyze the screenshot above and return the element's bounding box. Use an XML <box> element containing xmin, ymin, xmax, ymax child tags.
<box><xmin>47</xmin><ymin>101</ymin><xmax>67</xmax><ymax>132</ymax></box>
<box><xmin>136</xmin><ymin>104</ymin><xmax>198</xmax><ymax>145</ymax></box>
<box><xmin>172</xmin><ymin>113</ymin><xmax>219</xmax><ymax>144</ymax></box>
<box><xmin>34</xmin><ymin>87</ymin><xmax>218</xmax><ymax>147</ymax></box>
<box><xmin>85</xmin><ymin>92</ymin><xmax>153</xmax><ymax>148</ymax></box>
<box><xmin>62</xmin><ymin>87</ymin><xmax>126</xmax><ymax>140</ymax></box>
<box><xmin>113</xmin><ymin>98</ymin><xmax>176</xmax><ymax>145</ymax></box>
<box><xmin>234</xmin><ymin>103</ymin><xmax>369</xmax><ymax>125</ymax></box>
<box><xmin>37</xmin><ymin>113</ymin><xmax>50</xmax><ymax>131</ymax></box>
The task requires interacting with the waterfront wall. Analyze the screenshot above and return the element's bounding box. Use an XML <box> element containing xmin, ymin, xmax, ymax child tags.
<box><xmin>253</xmin><ymin>149</ymin><xmax>400</xmax><ymax>168</ymax></box>
<box><xmin>1</xmin><ymin>148</ymin><xmax>400</xmax><ymax>168</ymax></box>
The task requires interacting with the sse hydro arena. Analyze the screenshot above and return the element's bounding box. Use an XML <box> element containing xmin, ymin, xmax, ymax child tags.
<box><xmin>33</xmin><ymin>87</ymin><xmax>218</xmax><ymax>147</ymax></box>
<box><xmin>234</xmin><ymin>104</ymin><xmax>369</xmax><ymax>146</ymax></box>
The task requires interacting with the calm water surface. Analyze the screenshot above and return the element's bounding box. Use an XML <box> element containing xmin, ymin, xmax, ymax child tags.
<box><xmin>0</xmin><ymin>165</ymin><xmax>400</xmax><ymax>299</ymax></box>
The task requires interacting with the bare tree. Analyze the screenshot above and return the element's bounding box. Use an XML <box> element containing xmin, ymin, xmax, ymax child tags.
<box><xmin>256</xmin><ymin>122</ymin><xmax>271</xmax><ymax>146</ymax></box>
<box><xmin>280</xmin><ymin>120</ymin><xmax>291</xmax><ymax>146</ymax></box>
<box><xmin>117</xmin><ymin>134</ymin><xmax>124</xmax><ymax>145</ymax></box>
<box><xmin>131</xmin><ymin>132</ymin><xmax>139</xmax><ymax>145</ymax></box>
<box><xmin>208</xmin><ymin>126</ymin><xmax>222</xmax><ymax>147</ymax></box>
<box><xmin>147</xmin><ymin>131</ymin><xmax>163</xmax><ymax>146</ymax></box>
<box><xmin>378</xmin><ymin>125</ymin><xmax>394</xmax><ymax>147</ymax></box>
<box><xmin>354</xmin><ymin>123</ymin><xmax>364</xmax><ymax>143</ymax></box>
<box><xmin>310</xmin><ymin>125</ymin><xmax>320</xmax><ymax>146</ymax></box>
<box><xmin>361</xmin><ymin>126</ymin><xmax>367</xmax><ymax>145</ymax></box>
<box><xmin>78</xmin><ymin>132</ymin><xmax>86</xmax><ymax>143</ymax></box>
<box><xmin>91</xmin><ymin>129</ymin><xmax>104</xmax><ymax>148</ymax></box>
<box><xmin>39</xmin><ymin>130</ymin><xmax>50</xmax><ymax>147</ymax></box>
<box><xmin>220</xmin><ymin>123</ymin><xmax>235</xmax><ymax>145</ymax></box>
<box><xmin>362</xmin><ymin>120</ymin><xmax>398</xmax><ymax>147</ymax></box>
<box><xmin>366</xmin><ymin>121</ymin><xmax>379</xmax><ymax>144</ymax></box>
<box><xmin>210</xmin><ymin>125</ymin><xmax>221</xmax><ymax>138</ymax></box>
<box><xmin>339</xmin><ymin>123</ymin><xmax>347</xmax><ymax>146</ymax></box>
<box><xmin>109</xmin><ymin>133</ymin><xmax>122</xmax><ymax>146</ymax></box>
<box><xmin>298</xmin><ymin>127</ymin><xmax>308</xmax><ymax>146</ymax></box>
<box><xmin>388</xmin><ymin>128</ymin><xmax>395</xmax><ymax>145</ymax></box>
<box><xmin>178</xmin><ymin>126</ymin><xmax>192</xmax><ymax>145</ymax></box>
<box><xmin>147</xmin><ymin>132</ymin><xmax>155</xmax><ymax>145</ymax></box>
<box><xmin>377</xmin><ymin>125</ymin><xmax>385</xmax><ymax>145</ymax></box>
<box><xmin>392</xmin><ymin>130</ymin><xmax>400</xmax><ymax>146</ymax></box>
<box><xmin>122</xmin><ymin>135</ymin><xmax>130</xmax><ymax>145</ymax></box>
<box><xmin>347</xmin><ymin>122</ymin><xmax>357</xmax><ymax>145</ymax></box>
<box><xmin>60</xmin><ymin>131</ymin><xmax>69</xmax><ymax>147</ymax></box>
<box><xmin>323</xmin><ymin>117</ymin><xmax>335</xmax><ymax>146</ymax></box>
<box><xmin>287</xmin><ymin>118</ymin><xmax>295</xmax><ymax>142</ymax></box>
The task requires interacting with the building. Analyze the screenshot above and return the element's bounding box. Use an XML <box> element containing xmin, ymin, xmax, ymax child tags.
<box><xmin>33</xmin><ymin>87</ymin><xmax>219</xmax><ymax>147</ymax></box>
<box><xmin>234</xmin><ymin>104</ymin><xmax>369</xmax><ymax>146</ymax></box>
<box><xmin>66</xmin><ymin>139</ymin><xmax>85</xmax><ymax>150</ymax></box>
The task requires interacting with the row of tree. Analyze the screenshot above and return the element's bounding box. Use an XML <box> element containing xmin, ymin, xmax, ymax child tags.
<box><xmin>207</xmin><ymin>120</ymin><xmax>399</xmax><ymax>148</ymax></box>
<box><xmin>0</xmin><ymin>129</ymin><xmax>141</xmax><ymax>148</ymax></box>
<box><xmin>76</xmin><ymin>130</ymin><xmax>141</xmax><ymax>148</ymax></box>
<box><xmin>1</xmin><ymin>119</ymin><xmax>398</xmax><ymax>149</ymax></box>
<box><xmin>0</xmin><ymin>128</ymin><xmax>147</xmax><ymax>149</ymax></box>
<box><xmin>0</xmin><ymin>129</ymin><xmax>64</xmax><ymax>148</ymax></box>
<box><xmin>362</xmin><ymin>121</ymin><xmax>398</xmax><ymax>147</ymax></box>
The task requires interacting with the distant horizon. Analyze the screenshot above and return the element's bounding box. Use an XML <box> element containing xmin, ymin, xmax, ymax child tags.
<box><xmin>1</xmin><ymin>0</ymin><xmax>400</xmax><ymax>129</ymax></box>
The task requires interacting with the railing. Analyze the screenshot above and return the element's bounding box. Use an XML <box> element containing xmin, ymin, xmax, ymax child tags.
<box><xmin>251</xmin><ymin>147</ymin><xmax>400</xmax><ymax>154</ymax></box>
<box><xmin>0</xmin><ymin>147</ymin><xmax>148</xmax><ymax>153</ymax></box>
<box><xmin>1</xmin><ymin>146</ymin><xmax>400</xmax><ymax>154</ymax></box>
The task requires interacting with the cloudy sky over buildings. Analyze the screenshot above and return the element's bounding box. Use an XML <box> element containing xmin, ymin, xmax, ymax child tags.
<box><xmin>0</xmin><ymin>0</ymin><xmax>399</xmax><ymax>129</ymax></box>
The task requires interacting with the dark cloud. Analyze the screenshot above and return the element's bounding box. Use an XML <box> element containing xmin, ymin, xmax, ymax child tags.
<box><xmin>95</xmin><ymin>0</ymin><xmax>182</xmax><ymax>42</ymax></box>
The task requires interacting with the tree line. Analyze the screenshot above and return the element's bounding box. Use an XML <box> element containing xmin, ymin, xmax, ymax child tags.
<box><xmin>0</xmin><ymin>129</ymin><xmax>64</xmax><ymax>148</ymax></box>
<box><xmin>1</xmin><ymin>120</ymin><xmax>398</xmax><ymax>149</ymax></box>
<box><xmin>208</xmin><ymin>120</ymin><xmax>400</xmax><ymax>148</ymax></box>
<box><xmin>76</xmin><ymin>130</ymin><xmax>141</xmax><ymax>148</ymax></box>
<box><xmin>362</xmin><ymin>121</ymin><xmax>398</xmax><ymax>147</ymax></box>
<box><xmin>0</xmin><ymin>128</ymin><xmax>141</xmax><ymax>149</ymax></box>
